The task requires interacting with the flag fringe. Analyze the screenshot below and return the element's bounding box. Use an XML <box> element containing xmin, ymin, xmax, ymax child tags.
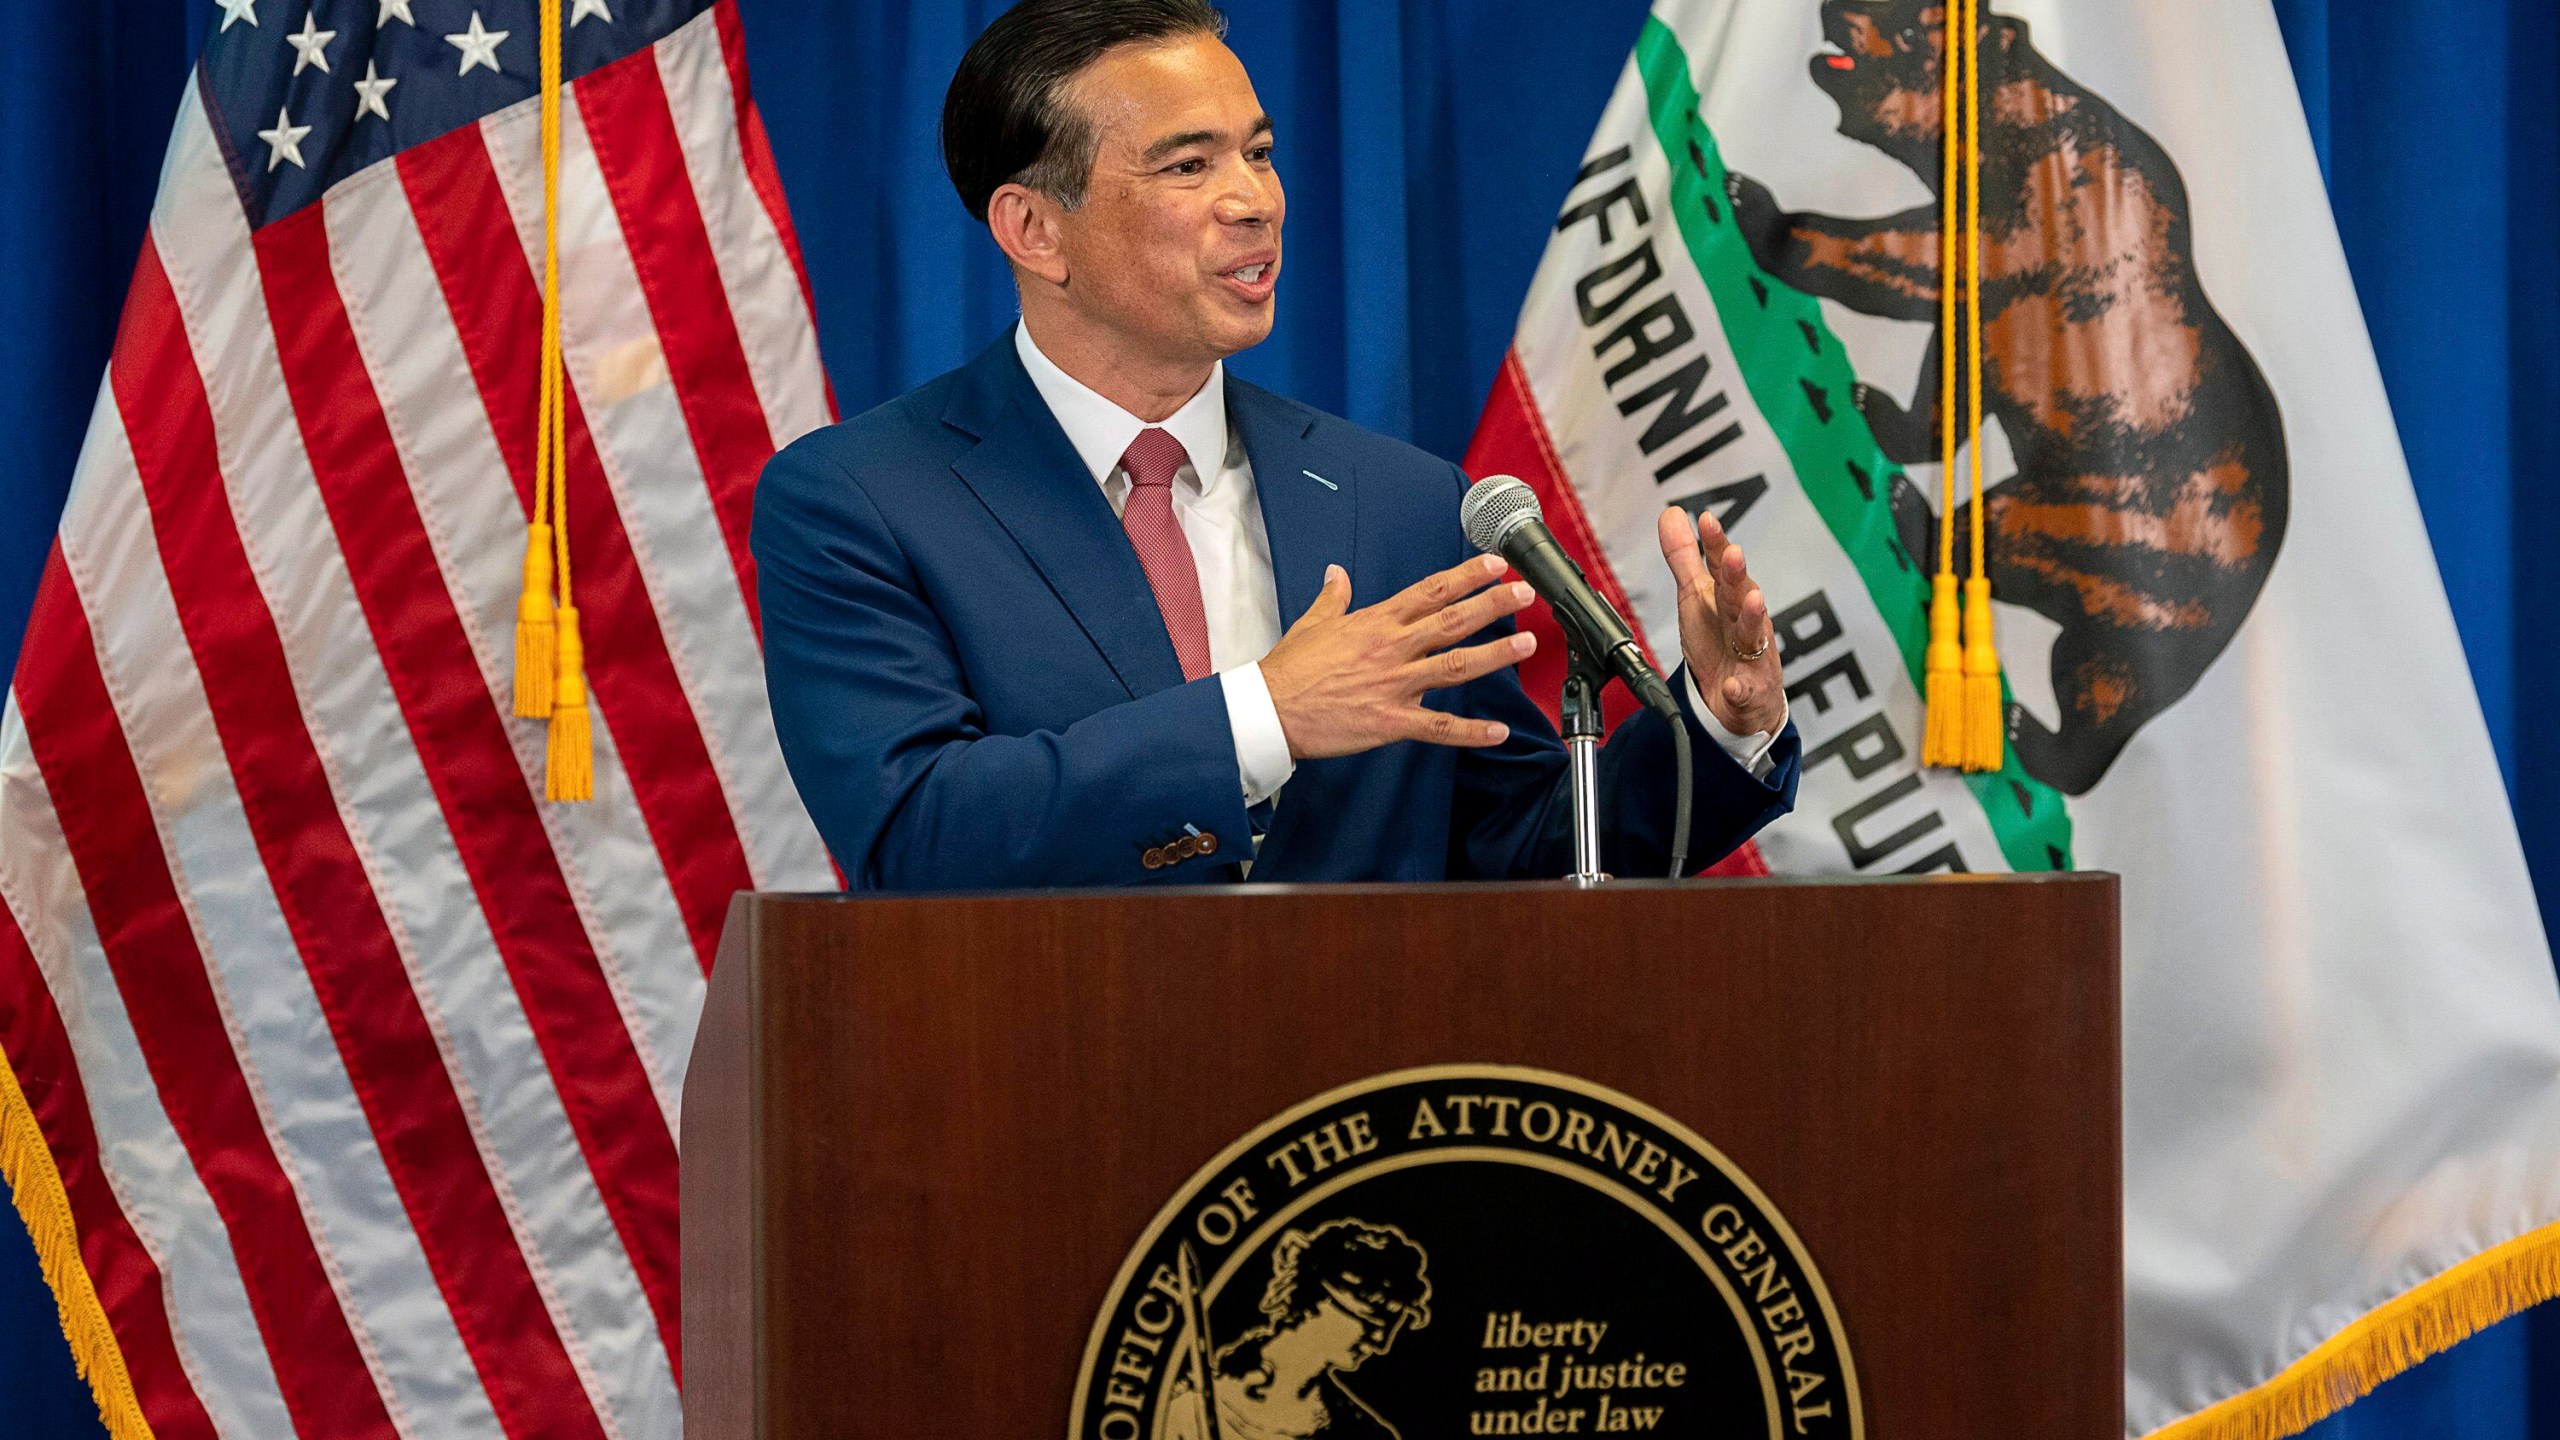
<box><xmin>0</xmin><ymin>1044</ymin><xmax>154</xmax><ymax>1440</ymax></box>
<box><xmin>2147</xmin><ymin>1218</ymin><xmax>2560</xmax><ymax>1440</ymax></box>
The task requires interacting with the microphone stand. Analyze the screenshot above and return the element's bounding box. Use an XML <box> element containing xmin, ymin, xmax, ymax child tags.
<box><xmin>1561</xmin><ymin>641</ymin><xmax>1611</xmax><ymax>887</ymax></box>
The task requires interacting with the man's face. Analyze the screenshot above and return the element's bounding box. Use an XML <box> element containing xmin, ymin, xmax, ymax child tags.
<box><xmin>1051</xmin><ymin>34</ymin><xmax>1283</xmax><ymax>367</ymax></box>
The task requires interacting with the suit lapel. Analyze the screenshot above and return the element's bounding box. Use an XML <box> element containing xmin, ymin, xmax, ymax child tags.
<box><xmin>1228</xmin><ymin>377</ymin><xmax>1357</xmax><ymax>624</ymax></box>
<box><xmin>1227</xmin><ymin>379</ymin><xmax>1359</xmax><ymax>872</ymax></box>
<box><xmin>945</xmin><ymin>338</ymin><xmax>1187</xmax><ymax>698</ymax></box>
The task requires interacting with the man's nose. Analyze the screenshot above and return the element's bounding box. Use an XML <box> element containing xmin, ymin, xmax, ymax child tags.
<box><xmin>1214</xmin><ymin>164</ymin><xmax>1280</xmax><ymax>226</ymax></box>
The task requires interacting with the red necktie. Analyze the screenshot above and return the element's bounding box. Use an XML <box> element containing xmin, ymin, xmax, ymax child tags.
<box><xmin>1118</xmin><ymin>428</ymin><xmax>1214</xmax><ymax>682</ymax></box>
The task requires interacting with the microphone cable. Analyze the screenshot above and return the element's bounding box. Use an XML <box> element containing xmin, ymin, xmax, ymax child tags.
<box><xmin>1668</xmin><ymin>720</ymin><xmax>1692</xmax><ymax>881</ymax></box>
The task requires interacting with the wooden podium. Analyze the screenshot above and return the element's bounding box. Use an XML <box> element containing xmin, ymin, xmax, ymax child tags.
<box><xmin>682</xmin><ymin>876</ymin><xmax>2120</xmax><ymax>1438</ymax></box>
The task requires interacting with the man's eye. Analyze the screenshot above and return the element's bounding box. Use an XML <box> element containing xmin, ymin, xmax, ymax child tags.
<box><xmin>1169</xmin><ymin>158</ymin><xmax>1207</xmax><ymax>176</ymax></box>
<box><xmin>1247</xmin><ymin>145</ymin><xmax>1274</xmax><ymax>163</ymax></box>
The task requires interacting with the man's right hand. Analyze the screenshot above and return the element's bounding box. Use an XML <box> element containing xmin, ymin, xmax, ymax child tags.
<box><xmin>1259</xmin><ymin>555</ymin><xmax>1538</xmax><ymax>760</ymax></box>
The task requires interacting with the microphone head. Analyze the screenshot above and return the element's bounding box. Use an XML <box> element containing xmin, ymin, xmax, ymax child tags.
<box><xmin>1460</xmin><ymin>474</ymin><xmax>1543</xmax><ymax>556</ymax></box>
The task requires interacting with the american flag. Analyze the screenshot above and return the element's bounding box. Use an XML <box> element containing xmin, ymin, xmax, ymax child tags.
<box><xmin>0</xmin><ymin>1</ymin><xmax>834</xmax><ymax>1436</ymax></box>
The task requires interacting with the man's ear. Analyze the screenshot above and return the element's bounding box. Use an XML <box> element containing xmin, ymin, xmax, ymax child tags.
<box><xmin>987</xmin><ymin>183</ymin><xmax>1071</xmax><ymax>288</ymax></box>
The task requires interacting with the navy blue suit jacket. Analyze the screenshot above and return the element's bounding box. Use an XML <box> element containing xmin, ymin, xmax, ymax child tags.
<box><xmin>752</xmin><ymin>333</ymin><xmax>1801</xmax><ymax>891</ymax></box>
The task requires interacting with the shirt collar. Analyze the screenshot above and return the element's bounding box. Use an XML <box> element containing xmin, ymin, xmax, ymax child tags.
<box><xmin>1015</xmin><ymin>320</ymin><xmax>1229</xmax><ymax>493</ymax></box>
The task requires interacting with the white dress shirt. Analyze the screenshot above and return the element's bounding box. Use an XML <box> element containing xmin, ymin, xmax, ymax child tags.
<box><xmin>1013</xmin><ymin>323</ymin><xmax>1781</xmax><ymax>808</ymax></box>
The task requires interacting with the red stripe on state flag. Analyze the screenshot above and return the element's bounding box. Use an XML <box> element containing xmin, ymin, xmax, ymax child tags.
<box><xmin>1464</xmin><ymin>347</ymin><xmax>1768</xmax><ymax>878</ymax></box>
<box><xmin>1697</xmin><ymin>842</ymin><xmax>1770</xmax><ymax>878</ymax></box>
<box><xmin>1465</xmin><ymin>348</ymin><xmax>1653</xmax><ymax>733</ymax></box>
<box><xmin>0</xmin><ymin>877</ymin><xmax>221</xmax><ymax>1440</ymax></box>
<box><xmin>12</xmin><ymin>552</ymin><xmax>399</xmax><ymax>1440</ymax></box>
<box><xmin>252</xmin><ymin>204</ymin><xmax>685</xmax><ymax>1390</ymax></box>
<box><xmin>120</xmin><ymin>231</ymin><xmax>606</xmax><ymax>1440</ymax></box>
<box><xmin>398</xmin><ymin>125</ymin><xmax>755</xmax><ymax>974</ymax></box>
<box><xmin>576</xmin><ymin>41</ymin><xmax>775</xmax><ymax>627</ymax></box>
<box><xmin>710</xmin><ymin>0</ymin><xmax>835</xmax><ymax>418</ymax></box>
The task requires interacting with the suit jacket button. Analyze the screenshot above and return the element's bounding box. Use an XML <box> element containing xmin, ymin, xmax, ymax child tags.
<box><xmin>1176</xmin><ymin>835</ymin><xmax>1200</xmax><ymax>859</ymax></box>
<box><xmin>1197</xmin><ymin>833</ymin><xmax>1218</xmax><ymax>856</ymax></box>
<box><xmin>1142</xmin><ymin>848</ymin><xmax>1165</xmax><ymax>870</ymax></box>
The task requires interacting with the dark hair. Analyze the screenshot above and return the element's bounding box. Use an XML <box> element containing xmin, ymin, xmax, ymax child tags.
<box><xmin>941</xmin><ymin>0</ymin><xmax>1229</xmax><ymax>224</ymax></box>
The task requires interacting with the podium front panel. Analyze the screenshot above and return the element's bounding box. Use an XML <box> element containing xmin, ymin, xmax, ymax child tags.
<box><xmin>683</xmin><ymin>875</ymin><xmax>2119</xmax><ymax>1438</ymax></box>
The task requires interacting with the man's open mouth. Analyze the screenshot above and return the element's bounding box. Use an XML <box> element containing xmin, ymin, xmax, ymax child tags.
<box><xmin>1218</xmin><ymin>257</ymin><xmax>1279</xmax><ymax>300</ymax></box>
<box><xmin>1818</xmin><ymin>45</ymin><xmax>1856</xmax><ymax>71</ymax></box>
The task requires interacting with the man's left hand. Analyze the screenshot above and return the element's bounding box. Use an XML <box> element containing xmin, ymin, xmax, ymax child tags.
<box><xmin>1658</xmin><ymin>506</ymin><xmax>1785</xmax><ymax>738</ymax></box>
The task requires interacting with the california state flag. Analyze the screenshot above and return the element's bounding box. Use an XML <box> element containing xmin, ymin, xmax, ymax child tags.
<box><xmin>1467</xmin><ymin>0</ymin><xmax>2560</xmax><ymax>1433</ymax></box>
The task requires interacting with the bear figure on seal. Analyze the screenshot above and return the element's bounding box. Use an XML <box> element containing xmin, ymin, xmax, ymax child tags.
<box><xmin>1725</xmin><ymin>0</ymin><xmax>2289</xmax><ymax>796</ymax></box>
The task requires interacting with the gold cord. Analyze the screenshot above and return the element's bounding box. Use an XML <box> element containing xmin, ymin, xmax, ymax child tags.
<box><xmin>1957</xmin><ymin>0</ymin><xmax>2005</xmax><ymax>771</ymax></box>
<box><xmin>1920</xmin><ymin>0</ymin><xmax>1966</xmax><ymax>767</ymax></box>
<box><xmin>1922</xmin><ymin>0</ymin><xmax>2005</xmax><ymax>772</ymax></box>
<box><xmin>538</xmin><ymin>0</ymin><xmax>591</xmax><ymax>800</ymax></box>
<box><xmin>512</xmin><ymin>0</ymin><xmax>591</xmax><ymax>798</ymax></box>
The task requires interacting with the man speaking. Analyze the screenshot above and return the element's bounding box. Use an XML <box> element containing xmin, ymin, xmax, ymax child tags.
<box><xmin>752</xmin><ymin>0</ymin><xmax>1801</xmax><ymax>890</ymax></box>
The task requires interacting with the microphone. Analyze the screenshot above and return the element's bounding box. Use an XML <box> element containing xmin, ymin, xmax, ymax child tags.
<box><xmin>1460</xmin><ymin>476</ymin><xmax>1680</xmax><ymax>720</ymax></box>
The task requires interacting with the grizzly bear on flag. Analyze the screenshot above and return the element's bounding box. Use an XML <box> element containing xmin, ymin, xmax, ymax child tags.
<box><xmin>1725</xmin><ymin>0</ymin><xmax>2289</xmax><ymax>795</ymax></box>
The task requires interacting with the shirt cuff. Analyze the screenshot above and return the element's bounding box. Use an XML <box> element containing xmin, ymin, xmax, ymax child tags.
<box><xmin>1220</xmin><ymin>663</ymin><xmax>1297</xmax><ymax>806</ymax></box>
<box><xmin>1685</xmin><ymin>669</ymin><xmax>1787</xmax><ymax>781</ymax></box>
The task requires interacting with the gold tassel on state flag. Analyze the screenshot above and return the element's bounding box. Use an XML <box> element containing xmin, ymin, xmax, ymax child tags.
<box><xmin>514</xmin><ymin>0</ymin><xmax>593</xmax><ymax>798</ymax></box>
<box><xmin>1923</xmin><ymin>573</ymin><xmax>1964</xmax><ymax>765</ymax></box>
<box><xmin>1954</xmin><ymin>0</ymin><xmax>2004</xmax><ymax>772</ymax></box>
<box><xmin>1918</xmin><ymin>0</ymin><xmax>1968</xmax><ymax>767</ymax></box>
<box><xmin>1922</xmin><ymin>0</ymin><xmax>2003</xmax><ymax>773</ymax></box>
<box><xmin>1962</xmin><ymin>575</ymin><xmax>2003</xmax><ymax>770</ymax></box>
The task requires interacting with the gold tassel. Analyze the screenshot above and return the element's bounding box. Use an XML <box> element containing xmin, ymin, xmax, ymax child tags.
<box><xmin>524</xmin><ymin>0</ymin><xmax>592</xmax><ymax>802</ymax></box>
<box><xmin>1953</xmin><ymin>0</ymin><xmax>2003</xmax><ymax>776</ymax></box>
<box><xmin>1961</xmin><ymin>576</ymin><xmax>2004</xmax><ymax>771</ymax></box>
<box><xmin>513</xmin><ymin>524</ymin><xmax>556</xmax><ymax>718</ymax></box>
<box><xmin>546</xmin><ymin>605</ymin><xmax>593</xmax><ymax>802</ymax></box>
<box><xmin>1</xmin><ymin>1050</ymin><xmax>154</xmax><ymax>1439</ymax></box>
<box><xmin>1920</xmin><ymin>0</ymin><xmax>1970</xmax><ymax>773</ymax></box>
<box><xmin>1922</xmin><ymin>573</ymin><xmax>1964</xmax><ymax>764</ymax></box>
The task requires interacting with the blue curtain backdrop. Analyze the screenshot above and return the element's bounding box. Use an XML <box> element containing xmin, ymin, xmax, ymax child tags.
<box><xmin>1</xmin><ymin>0</ymin><xmax>2553</xmax><ymax>1433</ymax></box>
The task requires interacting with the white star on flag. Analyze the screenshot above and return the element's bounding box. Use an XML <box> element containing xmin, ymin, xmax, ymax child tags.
<box><xmin>571</xmin><ymin>0</ymin><xmax>613</xmax><ymax>24</ymax></box>
<box><xmin>446</xmin><ymin>11</ymin><xmax>509</xmax><ymax>76</ymax></box>
<box><xmin>257</xmin><ymin>105</ymin><xmax>312</xmax><ymax>172</ymax></box>
<box><xmin>378</xmin><ymin>0</ymin><xmax>415</xmax><ymax>25</ymax></box>
<box><xmin>218</xmin><ymin>0</ymin><xmax>258</xmax><ymax>32</ymax></box>
<box><xmin>353</xmin><ymin>60</ymin><xmax>397</xmax><ymax>122</ymax></box>
<box><xmin>286</xmin><ymin>11</ymin><xmax>336</xmax><ymax>75</ymax></box>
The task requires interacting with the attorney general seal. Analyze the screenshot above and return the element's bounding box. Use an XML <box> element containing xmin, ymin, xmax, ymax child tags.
<box><xmin>1069</xmin><ymin>1065</ymin><xmax>1860</xmax><ymax>1439</ymax></box>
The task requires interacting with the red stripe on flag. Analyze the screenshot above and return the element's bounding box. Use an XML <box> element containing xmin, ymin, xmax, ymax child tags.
<box><xmin>1464</xmin><ymin>349</ymin><xmax>1653</xmax><ymax>732</ymax></box>
<box><xmin>120</xmin><ymin>233</ymin><xmax>607</xmax><ymax>1440</ymax></box>
<box><xmin>576</xmin><ymin>42</ymin><xmax>773</xmax><ymax>626</ymax></box>
<box><xmin>0</xmin><ymin>850</ymin><xmax>221</xmax><ymax>1440</ymax></box>
<box><xmin>253</xmin><ymin>205</ymin><xmax>685</xmax><ymax>1391</ymax></box>
<box><xmin>710</xmin><ymin>0</ymin><xmax>836</xmax><ymax>419</ymax></box>
<box><xmin>398</xmin><ymin>125</ymin><xmax>754</xmax><ymax>973</ymax></box>
<box><xmin>1463</xmin><ymin>347</ymin><xmax>1768</xmax><ymax>878</ymax></box>
<box><xmin>1698</xmin><ymin>842</ymin><xmax>1771</xmax><ymax>878</ymax></box>
<box><xmin>12</xmin><ymin>538</ymin><xmax>398</xmax><ymax>1439</ymax></box>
